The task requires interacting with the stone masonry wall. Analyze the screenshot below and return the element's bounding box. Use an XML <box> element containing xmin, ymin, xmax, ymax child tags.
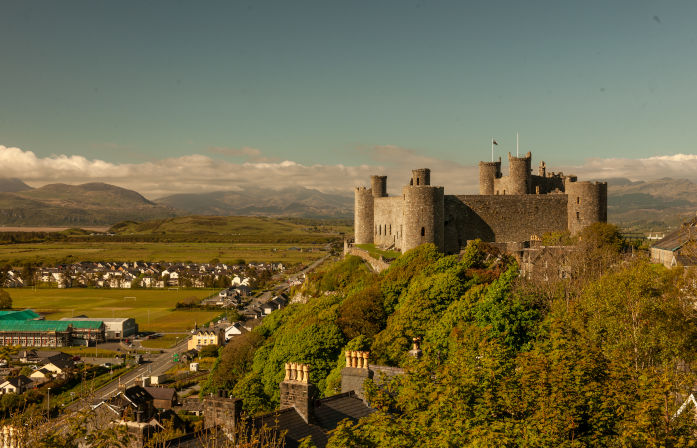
<box><xmin>373</xmin><ymin>196</ymin><xmax>404</xmax><ymax>249</ymax></box>
<box><xmin>445</xmin><ymin>194</ymin><xmax>568</xmax><ymax>251</ymax></box>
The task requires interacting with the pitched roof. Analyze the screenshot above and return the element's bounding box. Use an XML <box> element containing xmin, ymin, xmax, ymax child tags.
<box><xmin>144</xmin><ymin>386</ymin><xmax>176</xmax><ymax>401</ymax></box>
<box><xmin>653</xmin><ymin>217</ymin><xmax>697</xmax><ymax>251</ymax></box>
<box><xmin>123</xmin><ymin>385</ymin><xmax>153</xmax><ymax>405</ymax></box>
<box><xmin>253</xmin><ymin>391</ymin><xmax>373</xmax><ymax>448</ymax></box>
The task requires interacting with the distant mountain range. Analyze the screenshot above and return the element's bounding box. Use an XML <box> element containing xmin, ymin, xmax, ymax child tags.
<box><xmin>155</xmin><ymin>187</ymin><xmax>353</xmax><ymax>219</ymax></box>
<box><xmin>0</xmin><ymin>180</ymin><xmax>176</xmax><ymax>226</ymax></box>
<box><xmin>0</xmin><ymin>176</ymin><xmax>694</xmax><ymax>230</ymax></box>
<box><xmin>605</xmin><ymin>177</ymin><xmax>697</xmax><ymax>231</ymax></box>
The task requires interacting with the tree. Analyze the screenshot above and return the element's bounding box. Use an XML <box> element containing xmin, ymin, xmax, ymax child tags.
<box><xmin>0</xmin><ymin>289</ymin><xmax>12</xmax><ymax>309</ymax></box>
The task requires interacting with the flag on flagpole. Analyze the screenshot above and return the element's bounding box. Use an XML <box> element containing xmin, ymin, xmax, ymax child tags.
<box><xmin>492</xmin><ymin>139</ymin><xmax>498</xmax><ymax>145</ymax></box>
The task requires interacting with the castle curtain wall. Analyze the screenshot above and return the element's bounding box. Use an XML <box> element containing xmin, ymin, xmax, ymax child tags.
<box><xmin>450</xmin><ymin>194</ymin><xmax>568</xmax><ymax>244</ymax></box>
<box><xmin>373</xmin><ymin>197</ymin><xmax>404</xmax><ymax>248</ymax></box>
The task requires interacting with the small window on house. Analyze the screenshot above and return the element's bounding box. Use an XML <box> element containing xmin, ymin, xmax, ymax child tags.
<box><xmin>576</xmin><ymin>211</ymin><xmax>580</xmax><ymax>220</ymax></box>
<box><xmin>421</xmin><ymin>227</ymin><xmax>425</xmax><ymax>237</ymax></box>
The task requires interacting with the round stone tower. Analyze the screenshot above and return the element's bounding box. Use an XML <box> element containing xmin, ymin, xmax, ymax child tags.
<box><xmin>565</xmin><ymin>178</ymin><xmax>608</xmax><ymax>235</ymax></box>
<box><xmin>507</xmin><ymin>152</ymin><xmax>532</xmax><ymax>194</ymax></box>
<box><xmin>479</xmin><ymin>159</ymin><xmax>501</xmax><ymax>195</ymax></box>
<box><xmin>370</xmin><ymin>175</ymin><xmax>387</xmax><ymax>197</ymax></box>
<box><xmin>401</xmin><ymin>174</ymin><xmax>444</xmax><ymax>253</ymax></box>
<box><xmin>409</xmin><ymin>168</ymin><xmax>430</xmax><ymax>186</ymax></box>
<box><xmin>354</xmin><ymin>187</ymin><xmax>374</xmax><ymax>244</ymax></box>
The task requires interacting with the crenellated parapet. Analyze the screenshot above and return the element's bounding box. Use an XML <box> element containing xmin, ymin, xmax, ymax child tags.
<box><xmin>479</xmin><ymin>159</ymin><xmax>501</xmax><ymax>195</ymax></box>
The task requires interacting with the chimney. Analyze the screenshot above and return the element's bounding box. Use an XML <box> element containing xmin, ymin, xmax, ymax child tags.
<box><xmin>280</xmin><ymin>363</ymin><xmax>316</xmax><ymax>423</ymax></box>
<box><xmin>408</xmin><ymin>338</ymin><xmax>422</xmax><ymax>359</ymax></box>
<box><xmin>340</xmin><ymin>351</ymin><xmax>373</xmax><ymax>401</ymax></box>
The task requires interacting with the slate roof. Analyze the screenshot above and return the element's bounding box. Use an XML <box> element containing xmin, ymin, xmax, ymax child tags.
<box><xmin>253</xmin><ymin>391</ymin><xmax>373</xmax><ymax>448</ymax></box>
<box><xmin>124</xmin><ymin>385</ymin><xmax>153</xmax><ymax>406</ymax></box>
<box><xmin>653</xmin><ymin>217</ymin><xmax>697</xmax><ymax>251</ymax></box>
<box><xmin>144</xmin><ymin>386</ymin><xmax>176</xmax><ymax>401</ymax></box>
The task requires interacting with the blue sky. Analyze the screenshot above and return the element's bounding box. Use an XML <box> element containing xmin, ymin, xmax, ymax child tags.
<box><xmin>2</xmin><ymin>1</ymin><xmax>697</xmax><ymax>196</ymax></box>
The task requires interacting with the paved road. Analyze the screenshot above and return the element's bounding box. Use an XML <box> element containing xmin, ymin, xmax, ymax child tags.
<box><xmin>66</xmin><ymin>339</ymin><xmax>189</xmax><ymax>411</ymax></box>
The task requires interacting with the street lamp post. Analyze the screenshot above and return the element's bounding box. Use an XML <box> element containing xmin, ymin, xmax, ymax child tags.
<box><xmin>47</xmin><ymin>387</ymin><xmax>51</xmax><ymax>417</ymax></box>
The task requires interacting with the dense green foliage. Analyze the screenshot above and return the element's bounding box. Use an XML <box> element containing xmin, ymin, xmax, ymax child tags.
<box><xmin>206</xmin><ymin>226</ymin><xmax>697</xmax><ymax>446</ymax></box>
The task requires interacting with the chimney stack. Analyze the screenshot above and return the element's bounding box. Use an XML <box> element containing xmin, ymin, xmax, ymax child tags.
<box><xmin>280</xmin><ymin>363</ymin><xmax>316</xmax><ymax>423</ymax></box>
<box><xmin>341</xmin><ymin>351</ymin><xmax>373</xmax><ymax>400</ymax></box>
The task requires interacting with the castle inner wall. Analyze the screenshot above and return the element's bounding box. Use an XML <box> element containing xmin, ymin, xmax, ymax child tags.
<box><xmin>446</xmin><ymin>194</ymin><xmax>569</xmax><ymax>248</ymax></box>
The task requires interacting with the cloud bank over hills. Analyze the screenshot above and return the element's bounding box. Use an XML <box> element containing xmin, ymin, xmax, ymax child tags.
<box><xmin>2</xmin><ymin>145</ymin><xmax>697</xmax><ymax>199</ymax></box>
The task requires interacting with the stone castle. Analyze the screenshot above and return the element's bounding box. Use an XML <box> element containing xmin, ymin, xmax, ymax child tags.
<box><xmin>354</xmin><ymin>151</ymin><xmax>607</xmax><ymax>254</ymax></box>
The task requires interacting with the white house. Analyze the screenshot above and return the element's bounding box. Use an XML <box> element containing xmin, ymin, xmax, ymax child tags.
<box><xmin>224</xmin><ymin>322</ymin><xmax>247</xmax><ymax>341</ymax></box>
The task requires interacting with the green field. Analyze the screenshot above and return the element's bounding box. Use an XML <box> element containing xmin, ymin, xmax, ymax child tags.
<box><xmin>10</xmin><ymin>288</ymin><xmax>222</xmax><ymax>333</ymax></box>
<box><xmin>0</xmin><ymin>241</ymin><xmax>327</xmax><ymax>265</ymax></box>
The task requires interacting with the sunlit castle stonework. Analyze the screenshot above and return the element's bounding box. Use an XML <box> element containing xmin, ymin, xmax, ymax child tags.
<box><xmin>354</xmin><ymin>152</ymin><xmax>608</xmax><ymax>254</ymax></box>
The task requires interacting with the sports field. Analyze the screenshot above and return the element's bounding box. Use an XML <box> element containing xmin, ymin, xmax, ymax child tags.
<box><xmin>0</xmin><ymin>242</ymin><xmax>327</xmax><ymax>266</ymax></box>
<box><xmin>10</xmin><ymin>288</ymin><xmax>222</xmax><ymax>333</ymax></box>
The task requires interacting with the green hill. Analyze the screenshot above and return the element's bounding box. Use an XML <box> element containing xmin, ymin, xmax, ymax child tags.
<box><xmin>0</xmin><ymin>182</ymin><xmax>176</xmax><ymax>226</ymax></box>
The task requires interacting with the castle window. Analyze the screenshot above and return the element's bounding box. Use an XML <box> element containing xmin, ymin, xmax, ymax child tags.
<box><xmin>384</xmin><ymin>224</ymin><xmax>387</xmax><ymax>235</ymax></box>
<box><xmin>389</xmin><ymin>224</ymin><xmax>391</xmax><ymax>235</ymax></box>
<box><xmin>421</xmin><ymin>227</ymin><xmax>425</xmax><ymax>237</ymax></box>
<box><xmin>576</xmin><ymin>211</ymin><xmax>580</xmax><ymax>220</ymax></box>
<box><xmin>417</xmin><ymin>178</ymin><xmax>420</xmax><ymax>185</ymax></box>
<box><xmin>577</xmin><ymin>197</ymin><xmax>580</xmax><ymax>204</ymax></box>
<box><xmin>410</xmin><ymin>179</ymin><xmax>413</xmax><ymax>186</ymax></box>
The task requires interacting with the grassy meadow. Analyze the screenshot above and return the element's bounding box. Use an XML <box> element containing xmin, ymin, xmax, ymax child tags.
<box><xmin>0</xmin><ymin>241</ymin><xmax>327</xmax><ymax>266</ymax></box>
<box><xmin>10</xmin><ymin>288</ymin><xmax>222</xmax><ymax>333</ymax></box>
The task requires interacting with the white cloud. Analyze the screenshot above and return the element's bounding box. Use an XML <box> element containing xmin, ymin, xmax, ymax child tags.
<box><xmin>1</xmin><ymin>144</ymin><xmax>695</xmax><ymax>200</ymax></box>
<box><xmin>562</xmin><ymin>154</ymin><xmax>697</xmax><ymax>182</ymax></box>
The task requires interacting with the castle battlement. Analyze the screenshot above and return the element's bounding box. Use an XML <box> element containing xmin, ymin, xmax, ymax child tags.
<box><xmin>355</xmin><ymin>151</ymin><xmax>607</xmax><ymax>254</ymax></box>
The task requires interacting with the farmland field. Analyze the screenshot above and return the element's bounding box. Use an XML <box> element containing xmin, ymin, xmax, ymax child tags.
<box><xmin>0</xmin><ymin>241</ymin><xmax>327</xmax><ymax>265</ymax></box>
<box><xmin>10</xmin><ymin>288</ymin><xmax>222</xmax><ymax>333</ymax></box>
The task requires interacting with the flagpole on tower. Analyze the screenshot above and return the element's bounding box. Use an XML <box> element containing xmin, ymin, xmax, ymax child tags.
<box><xmin>491</xmin><ymin>138</ymin><xmax>494</xmax><ymax>162</ymax></box>
<box><xmin>516</xmin><ymin>132</ymin><xmax>519</xmax><ymax>157</ymax></box>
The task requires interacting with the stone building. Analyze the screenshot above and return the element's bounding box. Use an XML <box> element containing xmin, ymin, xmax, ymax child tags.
<box><xmin>355</xmin><ymin>152</ymin><xmax>608</xmax><ymax>253</ymax></box>
<box><xmin>650</xmin><ymin>216</ymin><xmax>697</xmax><ymax>268</ymax></box>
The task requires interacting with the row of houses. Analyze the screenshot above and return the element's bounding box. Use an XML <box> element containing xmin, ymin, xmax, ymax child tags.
<box><xmin>2</xmin><ymin>261</ymin><xmax>285</xmax><ymax>289</ymax></box>
<box><xmin>0</xmin><ymin>351</ymin><xmax>74</xmax><ymax>395</ymax></box>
